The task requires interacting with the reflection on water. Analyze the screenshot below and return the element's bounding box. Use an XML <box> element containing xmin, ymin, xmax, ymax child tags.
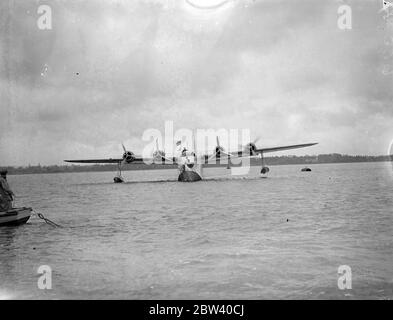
<box><xmin>0</xmin><ymin>227</ymin><xmax>17</xmax><ymax>249</ymax></box>
<box><xmin>1</xmin><ymin>162</ymin><xmax>393</xmax><ymax>299</ymax></box>
<box><xmin>388</xmin><ymin>141</ymin><xmax>393</xmax><ymax>177</ymax></box>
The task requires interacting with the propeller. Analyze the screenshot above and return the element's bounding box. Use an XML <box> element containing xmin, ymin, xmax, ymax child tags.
<box><xmin>238</xmin><ymin>136</ymin><xmax>261</xmax><ymax>155</ymax></box>
<box><xmin>152</xmin><ymin>139</ymin><xmax>175</xmax><ymax>164</ymax></box>
<box><xmin>207</xmin><ymin>136</ymin><xmax>226</xmax><ymax>162</ymax></box>
<box><xmin>152</xmin><ymin>138</ymin><xmax>166</xmax><ymax>162</ymax></box>
<box><xmin>216</xmin><ymin>136</ymin><xmax>225</xmax><ymax>152</ymax></box>
<box><xmin>121</xmin><ymin>143</ymin><xmax>135</xmax><ymax>164</ymax></box>
<box><xmin>238</xmin><ymin>136</ymin><xmax>261</xmax><ymax>148</ymax></box>
<box><xmin>151</xmin><ymin>138</ymin><xmax>159</xmax><ymax>157</ymax></box>
<box><xmin>121</xmin><ymin>143</ymin><xmax>127</xmax><ymax>165</ymax></box>
<box><xmin>253</xmin><ymin>136</ymin><xmax>261</xmax><ymax>145</ymax></box>
<box><xmin>193</xmin><ymin>131</ymin><xmax>196</xmax><ymax>155</ymax></box>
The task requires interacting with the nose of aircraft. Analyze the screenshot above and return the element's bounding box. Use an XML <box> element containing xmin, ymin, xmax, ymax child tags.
<box><xmin>182</xmin><ymin>153</ymin><xmax>196</xmax><ymax>168</ymax></box>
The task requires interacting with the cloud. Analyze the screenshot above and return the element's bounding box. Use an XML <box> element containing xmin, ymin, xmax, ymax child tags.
<box><xmin>0</xmin><ymin>0</ymin><xmax>392</xmax><ymax>165</ymax></box>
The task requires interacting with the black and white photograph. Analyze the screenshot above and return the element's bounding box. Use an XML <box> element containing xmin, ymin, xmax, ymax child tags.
<box><xmin>0</xmin><ymin>0</ymin><xmax>392</xmax><ymax>305</ymax></box>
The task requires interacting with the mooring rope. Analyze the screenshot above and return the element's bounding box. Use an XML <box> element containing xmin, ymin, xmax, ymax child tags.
<box><xmin>33</xmin><ymin>210</ymin><xmax>62</xmax><ymax>228</ymax></box>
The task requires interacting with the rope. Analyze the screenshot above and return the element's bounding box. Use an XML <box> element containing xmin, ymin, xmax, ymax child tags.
<box><xmin>33</xmin><ymin>210</ymin><xmax>62</xmax><ymax>228</ymax></box>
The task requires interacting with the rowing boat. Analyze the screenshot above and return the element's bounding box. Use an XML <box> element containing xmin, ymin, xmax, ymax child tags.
<box><xmin>0</xmin><ymin>207</ymin><xmax>33</xmax><ymax>226</ymax></box>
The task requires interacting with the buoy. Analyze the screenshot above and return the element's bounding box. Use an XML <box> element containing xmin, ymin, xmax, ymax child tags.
<box><xmin>261</xmin><ymin>167</ymin><xmax>270</xmax><ymax>174</ymax></box>
<box><xmin>114</xmin><ymin>176</ymin><xmax>124</xmax><ymax>183</ymax></box>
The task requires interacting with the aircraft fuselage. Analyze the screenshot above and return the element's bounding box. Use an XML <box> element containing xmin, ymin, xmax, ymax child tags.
<box><xmin>176</xmin><ymin>150</ymin><xmax>203</xmax><ymax>182</ymax></box>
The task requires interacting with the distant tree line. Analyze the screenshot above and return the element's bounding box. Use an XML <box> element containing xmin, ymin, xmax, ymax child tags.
<box><xmin>2</xmin><ymin>153</ymin><xmax>392</xmax><ymax>175</ymax></box>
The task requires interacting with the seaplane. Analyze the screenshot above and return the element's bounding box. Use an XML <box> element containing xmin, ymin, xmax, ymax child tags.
<box><xmin>64</xmin><ymin>137</ymin><xmax>318</xmax><ymax>182</ymax></box>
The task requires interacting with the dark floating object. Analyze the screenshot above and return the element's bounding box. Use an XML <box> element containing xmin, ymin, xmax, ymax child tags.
<box><xmin>113</xmin><ymin>176</ymin><xmax>124</xmax><ymax>183</ymax></box>
<box><xmin>301</xmin><ymin>167</ymin><xmax>312</xmax><ymax>172</ymax></box>
<box><xmin>178</xmin><ymin>170</ymin><xmax>202</xmax><ymax>182</ymax></box>
<box><xmin>260</xmin><ymin>166</ymin><xmax>270</xmax><ymax>174</ymax></box>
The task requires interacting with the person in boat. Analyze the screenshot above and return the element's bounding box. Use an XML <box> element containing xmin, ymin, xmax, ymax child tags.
<box><xmin>0</xmin><ymin>170</ymin><xmax>14</xmax><ymax>211</ymax></box>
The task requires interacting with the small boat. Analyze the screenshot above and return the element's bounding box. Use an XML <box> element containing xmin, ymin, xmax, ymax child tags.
<box><xmin>0</xmin><ymin>207</ymin><xmax>33</xmax><ymax>226</ymax></box>
<box><xmin>301</xmin><ymin>167</ymin><xmax>312</xmax><ymax>172</ymax></box>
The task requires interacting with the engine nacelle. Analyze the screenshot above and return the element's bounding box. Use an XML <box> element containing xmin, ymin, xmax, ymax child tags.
<box><xmin>215</xmin><ymin>146</ymin><xmax>224</xmax><ymax>158</ymax></box>
<box><xmin>245</xmin><ymin>142</ymin><xmax>257</xmax><ymax>156</ymax></box>
<box><xmin>153</xmin><ymin>150</ymin><xmax>166</xmax><ymax>162</ymax></box>
<box><xmin>123</xmin><ymin>151</ymin><xmax>135</xmax><ymax>163</ymax></box>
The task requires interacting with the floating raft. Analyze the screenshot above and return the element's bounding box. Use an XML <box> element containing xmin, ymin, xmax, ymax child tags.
<box><xmin>0</xmin><ymin>207</ymin><xmax>33</xmax><ymax>226</ymax></box>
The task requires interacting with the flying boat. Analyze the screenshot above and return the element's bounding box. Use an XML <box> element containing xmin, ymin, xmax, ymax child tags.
<box><xmin>65</xmin><ymin>136</ymin><xmax>318</xmax><ymax>182</ymax></box>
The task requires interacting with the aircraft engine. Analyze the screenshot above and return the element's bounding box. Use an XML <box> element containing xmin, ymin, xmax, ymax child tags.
<box><xmin>214</xmin><ymin>136</ymin><xmax>225</xmax><ymax>159</ymax></box>
<box><xmin>153</xmin><ymin>149</ymin><xmax>166</xmax><ymax>161</ymax></box>
<box><xmin>245</xmin><ymin>142</ymin><xmax>257</xmax><ymax>155</ymax></box>
<box><xmin>123</xmin><ymin>151</ymin><xmax>135</xmax><ymax>163</ymax></box>
<box><xmin>215</xmin><ymin>145</ymin><xmax>224</xmax><ymax>158</ymax></box>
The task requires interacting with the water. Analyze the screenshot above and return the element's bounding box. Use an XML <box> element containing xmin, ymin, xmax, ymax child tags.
<box><xmin>0</xmin><ymin>162</ymin><xmax>392</xmax><ymax>299</ymax></box>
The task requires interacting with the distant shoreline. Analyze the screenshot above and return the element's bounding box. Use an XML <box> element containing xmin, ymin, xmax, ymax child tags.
<box><xmin>3</xmin><ymin>154</ymin><xmax>392</xmax><ymax>175</ymax></box>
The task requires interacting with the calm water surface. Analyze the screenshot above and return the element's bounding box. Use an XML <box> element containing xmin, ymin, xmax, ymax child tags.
<box><xmin>0</xmin><ymin>162</ymin><xmax>392</xmax><ymax>299</ymax></box>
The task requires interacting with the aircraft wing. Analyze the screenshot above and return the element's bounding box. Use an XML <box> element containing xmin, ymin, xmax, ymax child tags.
<box><xmin>64</xmin><ymin>158</ymin><xmax>144</xmax><ymax>164</ymax></box>
<box><xmin>198</xmin><ymin>149</ymin><xmax>239</xmax><ymax>163</ymax></box>
<box><xmin>199</xmin><ymin>151</ymin><xmax>260</xmax><ymax>164</ymax></box>
<box><xmin>256</xmin><ymin>142</ymin><xmax>318</xmax><ymax>153</ymax></box>
<box><xmin>64</xmin><ymin>156</ymin><xmax>178</xmax><ymax>165</ymax></box>
<box><xmin>228</xmin><ymin>142</ymin><xmax>318</xmax><ymax>157</ymax></box>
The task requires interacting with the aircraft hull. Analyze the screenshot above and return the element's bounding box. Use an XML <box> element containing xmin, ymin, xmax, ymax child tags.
<box><xmin>178</xmin><ymin>170</ymin><xmax>202</xmax><ymax>182</ymax></box>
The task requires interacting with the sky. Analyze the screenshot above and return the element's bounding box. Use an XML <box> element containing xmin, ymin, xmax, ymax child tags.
<box><xmin>0</xmin><ymin>0</ymin><xmax>392</xmax><ymax>166</ymax></box>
